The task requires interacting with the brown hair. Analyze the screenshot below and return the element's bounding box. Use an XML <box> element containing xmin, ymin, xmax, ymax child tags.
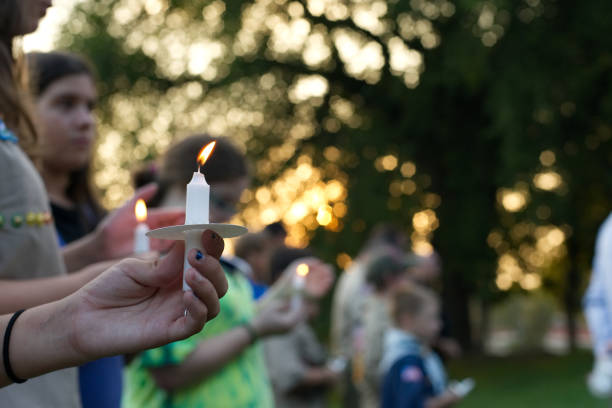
<box><xmin>27</xmin><ymin>51</ymin><xmax>105</xmax><ymax>228</ymax></box>
<box><xmin>234</xmin><ymin>232</ymin><xmax>267</xmax><ymax>261</ymax></box>
<box><xmin>390</xmin><ymin>283</ymin><xmax>437</xmax><ymax>326</ymax></box>
<box><xmin>0</xmin><ymin>0</ymin><xmax>38</xmax><ymax>156</ymax></box>
<box><xmin>268</xmin><ymin>246</ymin><xmax>314</xmax><ymax>284</ymax></box>
<box><xmin>134</xmin><ymin>134</ymin><xmax>249</xmax><ymax>207</ymax></box>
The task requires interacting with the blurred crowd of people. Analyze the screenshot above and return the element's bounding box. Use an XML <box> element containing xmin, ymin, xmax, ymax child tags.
<box><xmin>0</xmin><ymin>1</ymin><xmax>472</xmax><ymax>407</ymax></box>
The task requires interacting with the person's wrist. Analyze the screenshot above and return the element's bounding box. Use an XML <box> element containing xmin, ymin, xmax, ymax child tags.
<box><xmin>54</xmin><ymin>295</ymin><xmax>93</xmax><ymax>364</ymax></box>
<box><xmin>249</xmin><ymin>317</ymin><xmax>265</xmax><ymax>338</ymax></box>
<box><xmin>9</xmin><ymin>299</ymin><xmax>87</xmax><ymax>380</ymax></box>
<box><xmin>241</xmin><ymin>321</ymin><xmax>259</xmax><ymax>344</ymax></box>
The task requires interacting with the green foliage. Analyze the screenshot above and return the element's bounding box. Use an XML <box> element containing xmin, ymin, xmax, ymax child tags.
<box><xmin>59</xmin><ymin>0</ymin><xmax>612</xmax><ymax>347</ymax></box>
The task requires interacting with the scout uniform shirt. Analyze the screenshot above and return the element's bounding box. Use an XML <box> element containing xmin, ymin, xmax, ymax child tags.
<box><xmin>0</xmin><ymin>120</ymin><xmax>81</xmax><ymax>408</ymax></box>
<box><xmin>380</xmin><ymin>328</ymin><xmax>447</xmax><ymax>408</ymax></box>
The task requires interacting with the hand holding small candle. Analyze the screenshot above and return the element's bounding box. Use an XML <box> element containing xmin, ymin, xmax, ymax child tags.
<box><xmin>133</xmin><ymin>199</ymin><xmax>150</xmax><ymax>254</ymax></box>
<box><xmin>145</xmin><ymin>140</ymin><xmax>247</xmax><ymax>293</ymax></box>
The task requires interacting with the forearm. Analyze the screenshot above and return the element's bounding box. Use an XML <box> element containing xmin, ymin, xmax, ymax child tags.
<box><xmin>151</xmin><ymin>325</ymin><xmax>254</xmax><ymax>390</ymax></box>
<box><xmin>296</xmin><ymin>366</ymin><xmax>336</xmax><ymax>388</ymax></box>
<box><xmin>425</xmin><ymin>391</ymin><xmax>459</xmax><ymax>408</ymax></box>
<box><xmin>0</xmin><ymin>266</ymin><xmax>102</xmax><ymax>314</ymax></box>
<box><xmin>62</xmin><ymin>232</ymin><xmax>103</xmax><ymax>273</ymax></box>
<box><xmin>0</xmin><ymin>299</ymin><xmax>84</xmax><ymax>387</ymax></box>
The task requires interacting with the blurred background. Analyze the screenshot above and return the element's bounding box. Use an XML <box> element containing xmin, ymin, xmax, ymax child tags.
<box><xmin>25</xmin><ymin>0</ymin><xmax>612</xmax><ymax>406</ymax></box>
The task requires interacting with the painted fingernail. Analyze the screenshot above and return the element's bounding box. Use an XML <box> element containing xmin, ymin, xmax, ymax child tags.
<box><xmin>195</xmin><ymin>250</ymin><xmax>204</xmax><ymax>261</ymax></box>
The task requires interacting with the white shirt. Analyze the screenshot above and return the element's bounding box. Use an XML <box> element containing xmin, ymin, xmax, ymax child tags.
<box><xmin>584</xmin><ymin>213</ymin><xmax>612</xmax><ymax>356</ymax></box>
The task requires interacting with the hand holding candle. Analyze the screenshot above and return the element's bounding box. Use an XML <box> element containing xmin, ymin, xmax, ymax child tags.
<box><xmin>133</xmin><ymin>199</ymin><xmax>150</xmax><ymax>254</ymax></box>
<box><xmin>145</xmin><ymin>140</ymin><xmax>247</xmax><ymax>292</ymax></box>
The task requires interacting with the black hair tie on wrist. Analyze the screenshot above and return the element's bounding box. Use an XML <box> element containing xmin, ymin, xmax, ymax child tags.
<box><xmin>3</xmin><ymin>309</ymin><xmax>27</xmax><ymax>384</ymax></box>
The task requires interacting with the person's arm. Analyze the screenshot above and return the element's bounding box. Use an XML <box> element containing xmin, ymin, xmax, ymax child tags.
<box><xmin>0</xmin><ymin>233</ymin><xmax>228</xmax><ymax>388</ymax></box>
<box><xmin>150</xmin><ymin>325</ymin><xmax>256</xmax><ymax>390</ymax></box>
<box><xmin>150</xmin><ymin>300</ymin><xmax>302</xmax><ymax>391</ymax></box>
<box><xmin>294</xmin><ymin>366</ymin><xmax>339</xmax><ymax>388</ymax></box>
<box><xmin>62</xmin><ymin>183</ymin><xmax>184</xmax><ymax>273</ymax></box>
<box><xmin>0</xmin><ymin>260</ymin><xmax>114</xmax><ymax>314</ymax></box>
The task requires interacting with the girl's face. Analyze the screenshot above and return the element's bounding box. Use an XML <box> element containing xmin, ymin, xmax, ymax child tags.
<box><xmin>35</xmin><ymin>74</ymin><xmax>97</xmax><ymax>173</ymax></box>
<box><xmin>19</xmin><ymin>0</ymin><xmax>52</xmax><ymax>35</ymax></box>
<box><xmin>209</xmin><ymin>176</ymin><xmax>249</xmax><ymax>223</ymax></box>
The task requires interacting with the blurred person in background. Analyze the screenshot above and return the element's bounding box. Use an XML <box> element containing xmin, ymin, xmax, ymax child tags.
<box><xmin>233</xmin><ymin>231</ymin><xmax>273</xmax><ymax>299</ymax></box>
<box><xmin>263</xmin><ymin>246</ymin><xmax>339</xmax><ymax>408</ymax></box>
<box><xmin>584</xmin><ymin>213</ymin><xmax>612</xmax><ymax>398</ymax></box>
<box><xmin>360</xmin><ymin>249</ymin><xmax>422</xmax><ymax>408</ymax></box>
<box><xmin>380</xmin><ymin>283</ymin><xmax>462</xmax><ymax>408</ymax></box>
<box><xmin>27</xmin><ymin>50</ymin><xmax>123</xmax><ymax>408</ymax></box>
<box><xmin>264</xmin><ymin>221</ymin><xmax>288</xmax><ymax>250</ymax></box>
<box><xmin>330</xmin><ymin>223</ymin><xmax>408</xmax><ymax>407</ymax></box>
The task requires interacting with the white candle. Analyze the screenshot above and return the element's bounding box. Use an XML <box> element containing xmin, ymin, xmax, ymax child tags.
<box><xmin>291</xmin><ymin>263</ymin><xmax>309</xmax><ymax>311</ymax></box>
<box><xmin>133</xmin><ymin>199</ymin><xmax>150</xmax><ymax>254</ymax></box>
<box><xmin>185</xmin><ymin>171</ymin><xmax>209</xmax><ymax>224</ymax></box>
<box><xmin>183</xmin><ymin>141</ymin><xmax>216</xmax><ymax>291</ymax></box>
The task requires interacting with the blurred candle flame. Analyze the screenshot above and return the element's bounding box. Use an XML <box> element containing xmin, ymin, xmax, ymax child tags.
<box><xmin>135</xmin><ymin>199</ymin><xmax>147</xmax><ymax>222</ymax></box>
<box><xmin>297</xmin><ymin>263</ymin><xmax>309</xmax><ymax>277</ymax></box>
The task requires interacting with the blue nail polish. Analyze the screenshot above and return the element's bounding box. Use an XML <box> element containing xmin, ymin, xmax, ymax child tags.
<box><xmin>195</xmin><ymin>250</ymin><xmax>203</xmax><ymax>261</ymax></box>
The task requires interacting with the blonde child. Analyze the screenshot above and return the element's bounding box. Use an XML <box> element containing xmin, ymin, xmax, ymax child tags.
<box><xmin>379</xmin><ymin>284</ymin><xmax>462</xmax><ymax>408</ymax></box>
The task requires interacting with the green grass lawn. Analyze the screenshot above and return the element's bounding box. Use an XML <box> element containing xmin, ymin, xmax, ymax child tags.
<box><xmin>447</xmin><ymin>351</ymin><xmax>607</xmax><ymax>408</ymax></box>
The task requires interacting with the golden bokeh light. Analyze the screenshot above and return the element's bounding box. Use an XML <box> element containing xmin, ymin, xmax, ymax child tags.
<box><xmin>519</xmin><ymin>273</ymin><xmax>542</xmax><ymax>291</ymax></box>
<box><xmin>316</xmin><ymin>205</ymin><xmax>333</xmax><ymax>226</ymax></box>
<box><xmin>400</xmin><ymin>161</ymin><xmax>416</xmax><ymax>177</ymax></box>
<box><xmin>412</xmin><ymin>239</ymin><xmax>434</xmax><ymax>256</ymax></box>
<box><xmin>496</xmin><ymin>273</ymin><xmax>513</xmax><ymax>290</ymax></box>
<box><xmin>498</xmin><ymin>188</ymin><xmax>528</xmax><ymax>212</ymax></box>
<box><xmin>539</xmin><ymin>150</ymin><xmax>556</xmax><ymax>166</ymax></box>
<box><xmin>412</xmin><ymin>209</ymin><xmax>438</xmax><ymax>234</ymax></box>
<box><xmin>533</xmin><ymin>171</ymin><xmax>562</xmax><ymax>191</ymax></box>
<box><xmin>337</xmin><ymin>252</ymin><xmax>352</xmax><ymax>269</ymax></box>
<box><xmin>289</xmin><ymin>75</ymin><xmax>329</xmax><ymax>103</ymax></box>
<box><xmin>495</xmin><ymin>222</ymin><xmax>567</xmax><ymax>292</ymax></box>
<box><xmin>333</xmin><ymin>202</ymin><xmax>348</xmax><ymax>217</ymax></box>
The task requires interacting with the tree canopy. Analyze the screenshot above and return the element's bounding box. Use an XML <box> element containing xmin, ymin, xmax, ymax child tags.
<box><xmin>59</xmin><ymin>0</ymin><xmax>612</xmax><ymax>347</ymax></box>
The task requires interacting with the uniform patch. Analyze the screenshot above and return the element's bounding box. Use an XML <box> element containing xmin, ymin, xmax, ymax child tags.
<box><xmin>400</xmin><ymin>365</ymin><xmax>423</xmax><ymax>382</ymax></box>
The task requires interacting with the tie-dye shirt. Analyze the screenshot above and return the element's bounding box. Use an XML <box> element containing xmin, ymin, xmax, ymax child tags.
<box><xmin>122</xmin><ymin>263</ymin><xmax>274</xmax><ymax>408</ymax></box>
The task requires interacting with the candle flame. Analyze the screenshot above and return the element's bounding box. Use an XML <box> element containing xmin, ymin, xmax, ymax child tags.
<box><xmin>135</xmin><ymin>199</ymin><xmax>147</xmax><ymax>222</ymax></box>
<box><xmin>296</xmin><ymin>263</ymin><xmax>309</xmax><ymax>277</ymax></box>
<box><xmin>197</xmin><ymin>141</ymin><xmax>217</xmax><ymax>167</ymax></box>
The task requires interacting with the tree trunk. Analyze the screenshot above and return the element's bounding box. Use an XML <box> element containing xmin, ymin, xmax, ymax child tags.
<box><xmin>564</xmin><ymin>237</ymin><xmax>579</xmax><ymax>351</ymax></box>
